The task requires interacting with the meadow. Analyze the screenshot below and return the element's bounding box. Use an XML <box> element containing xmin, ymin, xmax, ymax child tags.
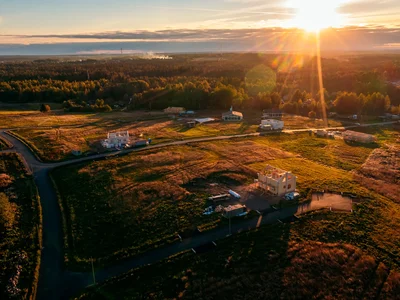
<box><xmin>51</xmin><ymin>130</ymin><xmax>384</xmax><ymax>270</ymax></box>
<box><xmin>2</xmin><ymin>107</ymin><xmax>344</xmax><ymax>162</ymax></box>
<box><xmin>77</xmin><ymin>200</ymin><xmax>400</xmax><ymax>299</ymax></box>
<box><xmin>254</xmin><ymin>132</ymin><xmax>379</xmax><ymax>171</ymax></box>
<box><xmin>0</xmin><ymin>153</ymin><xmax>41</xmax><ymax>299</ymax></box>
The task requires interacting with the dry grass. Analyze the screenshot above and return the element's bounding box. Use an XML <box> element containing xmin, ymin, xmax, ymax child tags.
<box><xmin>53</xmin><ymin>144</ymin><xmax>266</xmax><ymax>268</ymax></box>
<box><xmin>77</xmin><ymin>237</ymin><xmax>400</xmax><ymax>300</ymax></box>
<box><xmin>6</xmin><ymin>109</ymin><xmax>345</xmax><ymax>161</ymax></box>
<box><xmin>354</xmin><ymin>144</ymin><xmax>400</xmax><ymax>202</ymax></box>
<box><xmin>14</xmin><ymin>120</ymin><xmax>262</xmax><ymax>161</ymax></box>
<box><xmin>53</xmin><ymin>135</ymin><xmax>384</xmax><ymax>269</ymax></box>
<box><xmin>282</xmin><ymin>242</ymin><xmax>391</xmax><ymax>299</ymax></box>
<box><xmin>0</xmin><ymin>110</ymin><xmax>166</xmax><ymax>129</ymax></box>
<box><xmin>283</xmin><ymin>115</ymin><xmax>343</xmax><ymax>129</ymax></box>
<box><xmin>195</xmin><ymin>139</ymin><xmax>294</xmax><ymax>165</ymax></box>
<box><xmin>255</xmin><ymin>132</ymin><xmax>377</xmax><ymax>170</ymax></box>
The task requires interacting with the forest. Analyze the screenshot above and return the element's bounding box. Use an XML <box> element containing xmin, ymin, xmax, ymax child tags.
<box><xmin>0</xmin><ymin>53</ymin><xmax>400</xmax><ymax>116</ymax></box>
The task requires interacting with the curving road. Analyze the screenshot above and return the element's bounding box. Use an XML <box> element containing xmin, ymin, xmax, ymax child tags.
<box><xmin>0</xmin><ymin>120</ymin><xmax>397</xmax><ymax>299</ymax></box>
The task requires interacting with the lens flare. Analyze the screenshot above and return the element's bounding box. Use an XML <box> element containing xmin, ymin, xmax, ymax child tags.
<box><xmin>286</xmin><ymin>0</ymin><xmax>347</xmax><ymax>32</ymax></box>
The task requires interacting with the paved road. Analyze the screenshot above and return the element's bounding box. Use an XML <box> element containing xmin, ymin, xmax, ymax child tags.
<box><xmin>0</xmin><ymin>132</ymin><xmax>64</xmax><ymax>300</ymax></box>
<box><xmin>0</xmin><ymin>120</ymin><xmax>396</xmax><ymax>299</ymax></box>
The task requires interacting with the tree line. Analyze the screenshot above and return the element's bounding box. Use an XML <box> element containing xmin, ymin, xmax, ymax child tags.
<box><xmin>0</xmin><ymin>54</ymin><xmax>400</xmax><ymax>116</ymax></box>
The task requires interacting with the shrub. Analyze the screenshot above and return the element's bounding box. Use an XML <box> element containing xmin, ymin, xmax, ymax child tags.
<box><xmin>0</xmin><ymin>193</ymin><xmax>15</xmax><ymax>232</ymax></box>
<box><xmin>39</xmin><ymin>104</ymin><xmax>51</xmax><ymax>113</ymax></box>
<box><xmin>308</xmin><ymin>111</ymin><xmax>316</xmax><ymax>118</ymax></box>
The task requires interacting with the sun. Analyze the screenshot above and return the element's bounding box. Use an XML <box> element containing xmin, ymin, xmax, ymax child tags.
<box><xmin>286</xmin><ymin>0</ymin><xmax>346</xmax><ymax>32</ymax></box>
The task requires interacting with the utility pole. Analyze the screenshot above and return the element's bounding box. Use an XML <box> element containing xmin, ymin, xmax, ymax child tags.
<box><xmin>91</xmin><ymin>257</ymin><xmax>96</xmax><ymax>285</ymax></box>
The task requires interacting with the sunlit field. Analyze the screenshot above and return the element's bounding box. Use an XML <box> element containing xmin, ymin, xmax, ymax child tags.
<box><xmin>3</xmin><ymin>0</ymin><xmax>400</xmax><ymax>297</ymax></box>
<box><xmin>7</xmin><ymin>108</ymin><xmax>345</xmax><ymax>162</ymax></box>
<box><xmin>51</xmin><ymin>130</ymin><xmax>390</xmax><ymax>270</ymax></box>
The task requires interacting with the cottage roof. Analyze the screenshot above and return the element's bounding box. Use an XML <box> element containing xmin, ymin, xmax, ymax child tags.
<box><xmin>222</xmin><ymin>110</ymin><xmax>243</xmax><ymax>117</ymax></box>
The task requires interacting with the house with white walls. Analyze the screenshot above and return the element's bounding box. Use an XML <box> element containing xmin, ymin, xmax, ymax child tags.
<box><xmin>101</xmin><ymin>131</ymin><xmax>130</xmax><ymax>149</ymax></box>
<box><xmin>257</xmin><ymin>165</ymin><xmax>296</xmax><ymax>196</ymax></box>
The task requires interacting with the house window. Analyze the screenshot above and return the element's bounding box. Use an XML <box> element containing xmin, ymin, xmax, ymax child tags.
<box><xmin>288</xmin><ymin>184</ymin><xmax>291</xmax><ymax>189</ymax></box>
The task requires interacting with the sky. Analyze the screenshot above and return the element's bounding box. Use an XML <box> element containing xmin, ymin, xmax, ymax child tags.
<box><xmin>0</xmin><ymin>0</ymin><xmax>400</xmax><ymax>54</ymax></box>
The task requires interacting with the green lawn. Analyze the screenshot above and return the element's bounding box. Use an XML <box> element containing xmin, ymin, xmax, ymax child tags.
<box><xmin>0</xmin><ymin>153</ymin><xmax>41</xmax><ymax>299</ymax></box>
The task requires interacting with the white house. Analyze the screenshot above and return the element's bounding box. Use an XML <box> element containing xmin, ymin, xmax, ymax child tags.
<box><xmin>259</xmin><ymin>119</ymin><xmax>284</xmax><ymax>130</ymax></box>
<box><xmin>257</xmin><ymin>165</ymin><xmax>296</xmax><ymax>196</ymax></box>
<box><xmin>101</xmin><ymin>131</ymin><xmax>130</xmax><ymax>149</ymax></box>
<box><xmin>222</xmin><ymin>106</ymin><xmax>243</xmax><ymax>121</ymax></box>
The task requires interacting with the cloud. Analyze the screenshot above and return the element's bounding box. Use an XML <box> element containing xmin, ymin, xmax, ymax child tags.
<box><xmin>338</xmin><ymin>0</ymin><xmax>400</xmax><ymax>15</ymax></box>
<box><xmin>1</xmin><ymin>26</ymin><xmax>400</xmax><ymax>52</ymax></box>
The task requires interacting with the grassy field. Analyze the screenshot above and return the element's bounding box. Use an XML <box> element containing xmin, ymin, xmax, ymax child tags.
<box><xmin>4</xmin><ymin>108</ymin><xmax>345</xmax><ymax>162</ymax></box>
<box><xmin>0</xmin><ymin>153</ymin><xmax>41</xmax><ymax>299</ymax></box>
<box><xmin>52</xmin><ymin>140</ymin><xmax>295</xmax><ymax>269</ymax></box>
<box><xmin>0</xmin><ymin>109</ymin><xmax>167</xmax><ymax>129</ymax></box>
<box><xmin>250</xmin><ymin>157</ymin><xmax>374</xmax><ymax>197</ymax></box>
<box><xmin>0</xmin><ymin>102</ymin><xmax>63</xmax><ymax>112</ymax></box>
<box><xmin>254</xmin><ymin>132</ymin><xmax>380</xmax><ymax>171</ymax></box>
<box><xmin>52</xmin><ymin>133</ymin><xmax>386</xmax><ymax>270</ymax></box>
<box><xmin>13</xmin><ymin>120</ymin><xmax>259</xmax><ymax>161</ymax></box>
<box><xmin>354</xmin><ymin>143</ymin><xmax>400</xmax><ymax>202</ymax></box>
<box><xmin>77</xmin><ymin>199</ymin><xmax>400</xmax><ymax>299</ymax></box>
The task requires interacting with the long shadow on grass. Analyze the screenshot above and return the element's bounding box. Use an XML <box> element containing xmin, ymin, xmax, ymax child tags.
<box><xmin>66</xmin><ymin>221</ymin><xmax>293</xmax><ymax>299</ymax></box>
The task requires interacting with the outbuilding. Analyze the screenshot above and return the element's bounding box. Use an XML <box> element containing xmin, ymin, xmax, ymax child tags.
<box><xmin>222</xmin><ymin>107</ymin><xmax>243</xmax><ymax>121</ymax></box>
<box><xmin>259</xmin><ymin>119</ymin><xmax>284</xmax><ymax>130</ymax></box>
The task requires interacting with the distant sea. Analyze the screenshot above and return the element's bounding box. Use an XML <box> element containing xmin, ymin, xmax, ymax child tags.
<box><xmin>0</xmin><ymin>41</ymin><xmax>266</xmax><ymax>56</ymax></box>
<box><xmin>0</xmin><ymin>39</ymin><xmax>399</xmax><ymax>56</ymax></box>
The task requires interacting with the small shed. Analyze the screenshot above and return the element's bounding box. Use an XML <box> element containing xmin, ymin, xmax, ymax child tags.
<box><xmin>186</xmin><ymin>121</ymin><xmax>196</xmax><ymax>128</ymax></box>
